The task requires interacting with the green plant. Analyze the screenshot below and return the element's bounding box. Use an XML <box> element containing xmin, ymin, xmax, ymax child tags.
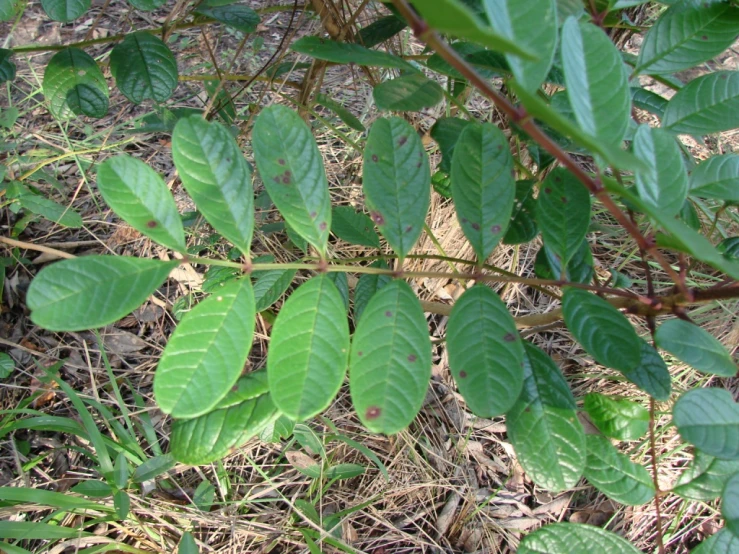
<box><xmin>3</xmin><ymin>0</ymin><xmax>739</xmax><ymax>552</ymax></box>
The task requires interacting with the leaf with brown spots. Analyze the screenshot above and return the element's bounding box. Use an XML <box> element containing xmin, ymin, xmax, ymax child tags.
<box><xmin>349</xmin><ymin>280</ymin><xmax>431</xmax><ymax>434</ymax></box>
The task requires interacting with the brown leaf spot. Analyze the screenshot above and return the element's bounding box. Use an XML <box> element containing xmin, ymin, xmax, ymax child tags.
<box><xmin>459</xmin><ymin>370</ymin><xmax>467</xmax><ymax>378</ymax></box>
<box><xmin>319</xmin><ymin>221</ymin><xmax>327</xmax><ymax>231</ymax></box>
<box><xmin>398</xmin><ymin>136</ymin><xmax>408</xmax><ymax>146</ymax></box>
<box><xmin>357</xmin><ymin>351</ymin><xmax>363</xmax><ymax>357</ymax></box>
<box><xmin>385</xmin><ymin>310</ymin><xmax>393</xmax><ymax>317</ymax></box>
<box><xmin>310</xmin><ymin>211</ymin><xmax>317</xmax><ymax>218</ymax></box>
<box><xmin>371</xmin><ymin>211</ymin><xmax>385</xmax><ymax>225</ymax></box>
<box><xmin>371</xmin><ymin>154</ymin><xmax>379</xmax><ymax>162</ymax></box>
<box><xmin>147</xmin><ymin>220</ymin><xmax>158</xmax><ymax>228</ymax></box>
<box><xmin>544</xmin><ymin>187</ymin><xmax>552</xmax><ymax>194</ymax></box>
<box><xmin>405</xmin><ymin>225</ymin><xmax>413</xmax><ymax>233</ymax></box>
<box><xmin>408</xmin><ymin>354</ymin><xmax>417</xmax><ymax>362</ymax></box>
<box><xmin>471</xmin><ymin>222</ymin><xmax>480</xmax><ymax>231</ymax></box>
<box><xmin>561</xmin><ymin>196</ymin><xmax>568</xmax><ymax>204</ymax></box>
<box><xmin>282</xmin><ymin>170</ymin><xmax>292</xmax><ymax>185</ymax></box>
<box><xmin>504</xmin><ymin>333</ymin><xmax>516</xmax><ymax>342</ymax></box>
<box><xmin>366</xmin><ymin>406</ymin><xmax>381</xmax><ymax>420</ymax></box>
<box><xmin>273</xmin><ymin>176</ymin><xmax>281</xmax><ymax>184</ymax></box>
<box><xmin>278</xmin><ymin>158</ymin><xmax>286</xmax><ymax>165</ymax></box>
<box><xmin>491</xmin><ymin>224</ymin><xmax>501</xmax><ymax>234</ymax></box>
<box><xmin>701</xmin><ymin>35</ymin><xmax>708</xmax><ymax>40</ymax></box>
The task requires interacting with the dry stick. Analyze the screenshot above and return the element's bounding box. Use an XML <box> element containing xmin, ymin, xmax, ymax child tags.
<box><xmin>388</xmin><ymin>0</ymin><xmax>690</xmax><ymax>299</ymax></box>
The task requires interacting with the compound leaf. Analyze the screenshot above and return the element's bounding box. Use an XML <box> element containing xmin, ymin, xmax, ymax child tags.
<box><xmin>155</xmin><ymin>278</ymin><xmax>256</xmax><ymax>419</ymax></box>
<box><xmin>584</xmin><ymin>393</ymin><xmax>649</xmax><ymax>441</ymax></box>
<box><xmin>43</xmin><ymin>48</ymin><xmax>108</xmax><ymax>120</ymax></box>
<box><xmin>655</xmin><ymin>319</ymin><xmax>737</xmax><ymax>377</ymax></box>
<box><xmin>692</xmin><ymin>529</ymin><xmax>739</xmax><ymax>554</ymax></box>
<box><xmin>451</xmin><ymin>123</ymin><xmax>515</xmax><ymax>261</ymax></box>
<box><xmin>561</xmin><ymin>17</ymin><xmax>631</xmax><ymax>148</ymax></box>
<box><xmin>483</xmin><ymin>0</ymin><xmax>557</xmax><ymax>91</ymax></box>
<box><xmin>689</xmin><ymin>153</ymin><xmax>739</xmax><ymax>202</ymax></box>
<box><xmin>349</xmin><ymin>280</ymin><xmax>431</xmax><ymax>434</ymax></box>
<box><xmin>562</xmin><ymin>288</ymin><xmax>641</xmax><ymax>372</ymax></box>
<box><xmin>172</xmin><ymin>116</ymin><xmax>254</xmax><ymax>255</ymax></box>
<box><xmin>27</xmin><ymin>256</ymin><xmax>177</xmax><ymax>331</ymax></box>
<box><xmin>507</xmin><ymin>343</ymin><xmax>586</xmax><ymax>492</ymax></box>
<box><xmin>331</xmin><ymin>206</ymin><xmax>381</xmax><ymax>248</ymax></box>
<box><xmin>446</xmin><ymin>285</ymin><xmax>524</xmax><ymax>417</ymax></box>
<box><xmin>194</xmin><ymin>4</ymin><xmax>260</xmax><ymax>33</ymax></box>
<box><xmin>673</xmin><ymin>450</ymin><xmax>739</xmax><ymax>501</ymax></box>
<box><xmin>535</xmin><ymin>168</ymin><xmax>591</xmax><ymax>268</ymax></box>
<box><xmin>633</xmin><ymin>125</ymin><xmax>688</xmax><ymax>218</ymax></box>
<box><xmin>519</xmin><ymin>523</ymin><xmax>642</xmax><ymax>554</ymax></box>
<box><xmin>97</xmin><ymin>155</ymin><xmax>186</xmax><ymax>253</ymax></box>
<box><xmin>635</xmin><ymin>4</ymin><xmax>739</xmax><ymax>75</ymax></box>
<box><xmin>267</xmin><ymin>276</ymin><xmax>350</xmax><ymax>421</ymax></box>
<box><xmin>253</xmin><ymin>105</ymin><xmax>331</xmax><ymax>255</ymax></box>
<box><xmin>363</xmin><ymin>117</ymin><xmax>430</xmax><ymax>260</ymax></box>
<box><xmin>41</xmin><ymin>0</ymin><xmax>89</xmax><ymax>21</ymax></box>
<box><xmin>584</xmin><ymin>434</ymin><xmax>655</xmax><ymax>505</ymax></box>
<box><xmin>373</xmin><ymin>73</ymin><xmax>444</xmax><ymax>112</ymax></box>
<box><xmin>673</xmin><ymin>388</ymin><xmax>739</xmax><ymax>460</ymax></box>
<box><xmin>663</xmin><ymin>71</ymin><xmax>739</xmax><ymax>136</ymax></box>
<box><xmin>110</xmin><ymin>32</ymin><xmax>178</xmax><ymax>104</ymax></box>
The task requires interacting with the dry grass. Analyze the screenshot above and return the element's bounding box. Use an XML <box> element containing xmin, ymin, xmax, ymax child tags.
<box><xmin>1</xmin><ymin>1</ymin><xmax>738</xmax><ymax>553</ymax></box>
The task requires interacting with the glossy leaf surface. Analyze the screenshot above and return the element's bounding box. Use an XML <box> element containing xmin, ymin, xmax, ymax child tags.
<box><xmin>446</xmin><ymin>285</ymin><xmax>524</xmax><ymax>417</ymax></box>
<box><xmin>155</xmin><ymin>278</ymin><xmax>256</xmax><ymax>418</ymax></box>
<box><xmin>253</xmin><ymin>269</ymin><xmax>296</xmax><ymax>312</ymax></box>
<box><xmin>109</xmin><ymin>32</ymin><xmax>178</xmax><ymax>104</ymax></box>
<box><xmin>253</xmin><ymin>105</ymin><xmax>331</xmax><ymax>255</ymax></box>
<box><xmin>673</xmin><ymin>388</ymin><xmax>739</xmax><ymax>460</ymax></box>
<box><xmin>172</xmin><ymin>116</ymin><xmax>254</xmax><ymax>255</ymax></box>
<box><xmin>27</xmin><ymin>256</ymin><xmax>176</xmax><ymax>331</ymax></box>
<box><xmin>662</xmin><ymin>71</ymin><xmax>739</xmax><ymax>135</ymax></box>
<box><xmin>507</xmin><ymin>343</ymin><xmax>585</xmax><ymax>492</ymax></box>
<box><xmin>519</xmin><ymin>523</ymin><xmax>642</xmax><ymax>554</ymax></box>
<box><xmin>268</xmin><ymin>276</ymin><xmax>350</xmax><ymax>421</ymax></box>
<box><xmin>43</xmin><ymin>48</ymin><xmax>108</xmax><ymax>119</ymax></box>
<box><xmin>655</xmin><ymin>319</ymin><xmax>737</xmax><ymax>377</ymax></box>
<box><xmin>451</xmin><ymin>123</ymin><xmax>515</xmax><ymax>260</ymax></box>
<box><xmin>98</xmin><ymin>155</ymin><xmax>186</xmax><ymax>253</ymax></box>
<box><xmin>349</xmin><ymin>281</ymin><xmax>431</xmax><ymax>434</ymax></box>
<box><xmin>584</xmin><ymin>393</ymin><xmax>649</xmax><ymax>441</ymax></box>
<box><xmin>363</xmin><ymin>117</ymin><xmax>430</xmax><ymax>259</ymax></box>
<box><xmin>673</xmin><ymin>450</ymin><xmax>739</xmax><ymax>501</ymax></box>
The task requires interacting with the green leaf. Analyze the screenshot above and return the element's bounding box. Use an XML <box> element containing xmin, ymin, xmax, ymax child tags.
<box><xmin>584</xmin><ymin>393</ymin><xmax>649</xmax><ymax>441</ymax></box>
<box><xmin>673</xmin><ymin>388</ymin><xmax>739</xmax><ymax>460</ymax></box>
<box><xmin>349</xmin><ymin>280</ymin><xmax>432</xmax><ymax>434</ymax></box>
<box><xmin>483</xmin><ymin>0</ymin><xmax>557</xmax><ymax>91</ymax></box>
<box><xmin>634</xmin><ymin>4</ymin><xmax>739</xmax><ymax>75</ymax></box>
<box><xmin>331</xmin><ymin>206</ymin><xmax>381</xmax><ymax>248</ymax></box>
<box><xmin>655</xmin><ymin>319</ymin><xmax>737</xmax><ymax>377</ymax></box>
<box><xmin>507</xmin><ymin>342</ymin><xmax>585</xmax><ymax>492</ymax></box>
<box><xmin>451</xmin><ymin>123</ymin><xmax>515</xmax><ymax>260</ymax></box>
<box><xmin>446</xmin><ymin>285</ymin><xmax>524</xmax><ymax>417</ymax></box>
<box><xmin>178</xmin><ymin>532</ymin><xmax>199</xmax><ymax>554</ymax></box>
<box><xmin>17</xmin><ymin>192</ymin><xmax>83</xmax><ymax>228</ymax></box>
<box><xmin>353</xmin><ymin>263</ymin><xmax>391</xmax><ymax>322</ymax></box>
<box><xmin>172</xmin><ymin>116</ymin><xmax>254</xmax><ymax>255</ymax></box>
<box><xmin>253</xmin><ymin>105</ymin><xmax>331</xmax><ymax>255</ymax></box>
<box><xmin>98</xmin><ymin>155</ymin><xmax>186</xmax><ymax>252</ymax></box>
<box><xmin>127</xmin><ymin>0</ymin><xmax>166</xmax><ymax>11</ymax></box>
<box><xmin>113</xmin><ymin>451</ymin><xmax>129</xmax><ymax>489</ymax></box>
<box><xmin>171</xmin><ymin>380</ymin><xmax>278</xmax><ymax>465</ymax></box>
<box><xmin>718</xmin><ymin>237</ymin><xmax>739</xmax><ymax>262</ymax></box>
<box><xmin>561</xmin><ymin>17</ymin><xmax>631</xmax><ymax>148</ymax></box>
<box><xmin>535</xmin><ymin>168</ymin><xmax>591</xmax><ymax>268</ymax></box>
<box><xmin>363</xmin><ymin>117</ymin><xmax>430</xmax><ymax>259</ymax></box>
<box><xmin>0</xmin><ymin>486</ymin><xmax>108</xmax><ymax>511</ymax></box>
<box><xmin>503</xmin><ymin>180</ymin><xmax>538</xmax><ymax>245</ymax></box>
<box><xmin>113</xmin><ymin>490</ymin><xmax>130</xmax><ymax>519</ymax></box>
<box><xmin>535</xmin><ymin>240</ymin><xmax>593</xmax><ymax>284</ymax></box>
<box><xmin>430</xmin><ymin>117</ymin><xmax>473</xmax><ymax>174</ymax></box>
<box><xmin>631</xmin><ymin>86</ymin><xmax>668</xmax><ymax>118</ymax></box>
<box><xmin>195</xmin><ymin>4</ymin><xmax>259</xmax><ymax>33</ymax></box>
<box><xmin>562</xmin><ymin>288</ymin><xmax>641</xmax><ymax>372</ymax></box>
<box><xmin>673</xmin><ymin>450</ymin><xmax>739</xmax><ymax>501</ymax></box>
<box><xmin>290</xmin><ymin>37</ymin><xmax>412</xmax><ymax>70</ymax></box>
<box><xmin>154</xmin><ymin>278</ymin><xmax>256</xmax><ymax>418</ymax></box>
<box><xmin>267</xmin><ymin>276</ymin><xmax>350</xmax><ymax>421</ymax></box>
<box><xmin>110</xmin><ymin>32</ymin><xmax>178</xmax><ymax>104</ymax></box>
<box><xmin>0</xmin><ymin>49</ymin><xmax>17</xmax><ymax>84</ymax></box>
<box><xmin>692</xmin><ymin>528</ymin><xmax>739</xmax><ymax>554</ymax></box>
<box><xmin>40</xmin><ymin>0</ymin><xmax>89</xmax><ymax>21</ymax></box>
<box><xmin>426</xmin><ymin>42</ymin><xmax>508</xmax><ymax>81</ymax></box>
<box><xmin>327</xmin><ymin>271</ymin><xmax>349</xmax><ymax>312</ymax></box>
<box><xmin>632</xmin><ymin>125</ymin><xmax>688</xmax><ymax>218</ymax></box>
<box><xmin>315</xmin><ymin>93</ymin><xmax>365</xmax><ymax>132</ymax></box>
<box><xmin>0</xmin><ymin>353</ymin><xmax>14</xmax><ymax>379</ymax></box>
<box><xmin>66</xmin><ymin>83</ymin><xmax>108</xmax><ymax>118</ymax></box>
<box><xmin>584</xmin><ymin>434</ymin><xmax>655</xmax><ymax>505</ymax></box>
<box><xmin>71</xmin><ymin>481</ymin><xmax>113</xmax><ymax>498</ymax></box>
<box><xmin>0</xmin><ymin>0</ymin><xmax>22</xmax><ymax>21</ymax></box>
<box><xmin>617</xmin><ymin>339</ymin><xmax>671</xmax><ymax>401</ymax></box>
<box><xmin>518</xmin><ymin>523</ymin><xmax>642</xmax><ymax>554</ymax></box>
<box><xmin>253</xmin><ymin>269</ymin><xmax>296</xmax><ymax>312</ymax></box>
<box><xmin>42</xmin><ymin>48</ymin><xmax>108</xmax><ymax>120</ymax></box>
<box><xmin>689</xmin><ymin>153</ymin><xmax>739</xmax><ymax>202</ymax></box>
<box><xmin>722</xmin><ymin>472</ymin><xmax>739</xmax><ymax>538</ymax></box>
<box><xmin>27</xmin><ymin>256</ymin><xmax>177</xmax><ymax>332</ymax></box>
<box><xmin>412</xmin><ymin>0</ymin><xmax>536</xmax><ymax>59</ymax></box>
<box><xmin>373</xmin><ymin>73</ymin><xmax>444</xmax><ymax>112</ymax></box>
<box><xmin>662</xmin><ymin>71</ymin><xmax>739</xmax><ymax>135</ymax></box>
<box><xmin>357</xmin><ymin>15</ymin><xmax>407</xmax><ymax>49</ymax></box>
<box><xmin>0</xmin><ymin>521</ymin><xmax>92</xmax><ymax>540</ymax></box>
<box><xmin>132</xmin><ymin>454</ymin><xmax>175</xmax><ymax>483</ymax></box>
